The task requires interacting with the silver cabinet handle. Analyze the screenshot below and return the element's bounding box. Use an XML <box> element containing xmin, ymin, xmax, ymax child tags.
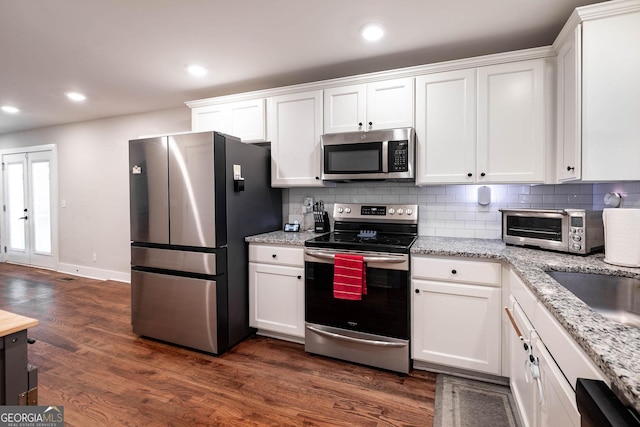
<box><xmin>306</xmin><ymin>325</ymin><xmax>406</xmax><ymax>348</ymax></box>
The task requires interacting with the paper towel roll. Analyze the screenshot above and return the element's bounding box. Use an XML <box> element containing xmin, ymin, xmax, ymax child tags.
<box><xmin>603</xmin><ymin>208</ymin><xmax>640</xmax><ymax>268</ymax></box>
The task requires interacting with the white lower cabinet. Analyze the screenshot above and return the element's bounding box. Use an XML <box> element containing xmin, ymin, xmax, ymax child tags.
<box><xmin>507</xmin><ymin>270</ymin><xmax>604</xmax><ymax>427</ymax></box>
<box><xmin>248</xmin><ymin>244</ymin><xmax>305</xmax><ymax>341</ymax></box>
<box><xmin>537</xmin><ymin>340</ymin><xmax>580</xmax><ymax>427</ymax></box>
<box><xmin>508</xmin><ymin>300</ymin><xmax>579</xmax><ymax>427</ymax></box>
<box><xmin>412</xmin><ymin>256</ymin><xmax>502</xmax><ymax>375</ymax></box>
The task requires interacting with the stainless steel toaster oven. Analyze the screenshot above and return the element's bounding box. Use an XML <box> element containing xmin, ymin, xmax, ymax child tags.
<box><xmin>500</xmin><ymin>208</ymin><xmax>604</xmax><ymax>255</ymax></box>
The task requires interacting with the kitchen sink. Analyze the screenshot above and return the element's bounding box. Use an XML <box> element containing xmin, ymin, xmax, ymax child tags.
<box><xmin>546</xmin><ymin>271</ymin><xmax>640</xmax><ymax>329</ymax></box>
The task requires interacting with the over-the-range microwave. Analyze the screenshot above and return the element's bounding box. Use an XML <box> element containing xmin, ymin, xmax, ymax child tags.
<box><xmin>500</xmin><ymin>208</ymin><xmax>604</xmax><ymax>255</ymax></box>
<box><xmin>320</xmin><ymin>127</ymin><xmax>415</xmax><ymax>181</ymax></box>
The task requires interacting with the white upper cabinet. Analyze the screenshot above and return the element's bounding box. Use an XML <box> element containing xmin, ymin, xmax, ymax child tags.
<box><xmin>415</xmin><ymin>69</ymin><xmax>477</xmax><ymax>184</ymax></box>
<box><xmin>582</xmin><ymin>7</ymin><xmax>640</xmax><ymax>180</ymax></box>
<box><xmin>323</xmin><ymin>77</ymin><xmax>414</xmax><ymax>133</ymax></box>
<box><xmin>416</xmin><ymin>58</ymin><xmax>549</xmax><ymax>185</ymax></box>
<box><xmin>269</xmin><ymin>90</ymin><xmax>324</xmax><ymax>187</ymax></box>
<box><xmin>554</xmin><ymin>1</ymin><xmax>640</xmax><ymax>181</ymax></box>
<box><xmin>191</xmin><ymin>98</ymin><xmax>267</xmax><ymax>142</ymax></box>
<box><xmin>556</xmin><ymin>25</ymin><xmax>582</xmax><ymax>182</ymax></box>
<box><xmin>323</xmin><ymin>84</ymin><xmax>366</xmax><ymax>133</ymax></box>
<box><xmin>477</xmin><ymin>59</ymin><xmax>546</xmax><ymax>183</ymax></box>
<box><xmin>192</xmin><ymin>104</ymin><xmax>228</xmax><ymax>134</ymax></box>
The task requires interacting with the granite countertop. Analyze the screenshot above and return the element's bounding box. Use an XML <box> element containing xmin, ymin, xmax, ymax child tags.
<box><xmin>245</xmin><ymin>230</ymin><xmax>324</xmax><ymax>246</ymax></box>
<box><xmin>245</xmin><ymin>231</ymin><xmax>640</xmax><ymax>412</ymax></box>
<box><xmin>412</xmin><ymin>236</ymin><xmax>640</xmax><ymax>414</ymax></box>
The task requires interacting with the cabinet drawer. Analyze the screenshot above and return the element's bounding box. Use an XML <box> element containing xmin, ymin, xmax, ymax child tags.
<box><xmin>534</xmin><ymin>300</ymin><xmax>606</xmax><ymax>389</ymax></box>
<box><xmin>509</xmin><ymin>270</ymin><xmax>537</xmax><ymax>320</ymax></box>
<box><xmin>412</xmin><ymin>256</ymin><xmax>501</xmax><ymax>286</ymax></box>
<box><xmin>249</xmin><ymin>244</ymin><xmax>304</xmax><ymax>266</ymax></box>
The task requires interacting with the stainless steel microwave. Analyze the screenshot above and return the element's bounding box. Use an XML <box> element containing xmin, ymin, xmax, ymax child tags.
<box><xmin>321</xmin><ymin>128</ymin><xmax>415</xmax><ymax>181</ymax></box>
<box><xmin>500</xmin><ymin>208</ymin><xmax>604</xmax><ymax>255</ymax></box>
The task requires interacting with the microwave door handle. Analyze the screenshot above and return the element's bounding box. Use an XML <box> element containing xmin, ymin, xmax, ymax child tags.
<box><xmin>382</xmin><ymin>140</ymin><xmax>389</xmax><ymax>173</ymax></box>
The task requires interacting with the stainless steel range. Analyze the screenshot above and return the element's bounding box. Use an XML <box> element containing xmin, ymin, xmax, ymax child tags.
<box><xmin>304</xmin><ymin>203</ymin><xmax>418</xmax><ymax>373</ymax></box>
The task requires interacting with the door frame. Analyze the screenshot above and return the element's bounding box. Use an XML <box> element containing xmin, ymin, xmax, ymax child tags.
<box><xmin>0</xmin><ymin>144</ymin><xmax>58</xmax><ymax>269</ymax></box>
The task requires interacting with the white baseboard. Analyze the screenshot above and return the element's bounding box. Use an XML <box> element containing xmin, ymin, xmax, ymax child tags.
<box><xmin>57</xmin><ymin>263</ymin><xmax>131</xmax><ymax>283</ymax></box>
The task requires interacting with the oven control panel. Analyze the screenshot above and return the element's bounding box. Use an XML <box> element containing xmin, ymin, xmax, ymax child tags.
<box><xmin>333</xmin><ymin>203</ymin><xmax>418</xmax><ymax>223</ymax></box>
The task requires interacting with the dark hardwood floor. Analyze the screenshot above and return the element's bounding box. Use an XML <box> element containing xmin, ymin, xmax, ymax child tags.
<box><xmin>0</xmin><ymin>263</ymin><xmax>435</xmax><ymax>426</ymax></box>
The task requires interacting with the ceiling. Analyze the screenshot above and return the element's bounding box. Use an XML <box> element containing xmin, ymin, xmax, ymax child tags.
<box><xmin>0</xmin><ymin>0</ymin><xmax>605</xmax><ymax>135</ymax></box>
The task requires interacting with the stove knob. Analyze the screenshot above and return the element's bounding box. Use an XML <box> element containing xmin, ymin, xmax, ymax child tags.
<box><xmin>388</xmin><ymin>208</ymin><xmax>395</xmax><ymax>215</ymax></box>
<box><xmin>406</xmin><ymin>208</ymin><xmax>413</xmax><ymax>215</ymax></box>
<box><xmin>345</xmin><ymin>207</ymin><xmax>351</xmax><ymax>214</ymax></box>
<box><xmin>337</xmin><ymin>207</ymin><xmax>344</xmax><ymax>213</ymax></box>
<box><xmin>397</xmin><ymin>208</ymin><xmax>404</xmax><ymax>215</ymax></box>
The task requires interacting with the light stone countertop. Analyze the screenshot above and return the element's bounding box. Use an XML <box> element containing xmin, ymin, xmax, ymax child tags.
<box><xmin>412</xmin><ymin>236</ymin><xmax>640</xmax><ymax>414</ymax></box>
<box><xmin>245</xmin><ymin>230</ymin><xmax>324</xmax><ymax>246</ymax></box>
<box><xmin>245</xmin><ymin>231</ymin><xmax>640</xmax><ymax>413</ymax></box>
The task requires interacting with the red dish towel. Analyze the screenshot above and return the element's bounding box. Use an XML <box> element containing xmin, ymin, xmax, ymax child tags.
<box><xmin>333</xmin><ymin>254</ymin><xmax>367</xmax><ymax>300</ymax></box>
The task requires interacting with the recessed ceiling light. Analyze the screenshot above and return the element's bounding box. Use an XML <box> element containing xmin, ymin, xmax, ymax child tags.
<box><xmin>361</xmin><ymin>23</ymin><xmax>385</xmax><ymax>42</ymax></box>
<box><xmin>1</xmin><ymin>105</ymin><xmax>20</xmax><ymax>114</ymax></box>
<box><xmin>66</xmin><ymin>92</ymin><xmax>87</xmax><ymax>102</ymax></box>
<box><xmin>187</xmin><ymin>65</ymin><xmax>208</xmax><ymax>77</ymax></box>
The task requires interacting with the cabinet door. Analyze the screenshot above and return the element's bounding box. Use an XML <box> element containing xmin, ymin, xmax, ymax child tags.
<box><xmin>415</xmin><ymin>70</ymin><xmax>477</xmax><ymax>184</ymax></box>
<box><xmin>323</xmin><ymin>84</ymin><xmax>366</xmax><ymax>133</ymax></box>
<box><xmin>192</xmin><ymin>100</ymin><xmax>267</xmax><ymax>142</ymax></box>
<box><xmin>249</xmin><ymin>262</ymin><xmax>305</xmax><ymax>338</ymax></box>
<box><xmin>366</xmin><ymin>77</ymin><xmax>414</xmax><ymax>131</ymax></box>
<box><xmin>228</xmin><ymin>99</ymin><xmax>267</xmax><ymax>142</ymax></box>
<box><xmin>412</xmin><ymin>279</ymin><xmax>501</xmax><ymax>374</ymax></box>
<box><xmin>507</xmin><ymin>302</ymin><xmax>537</xmax><ymax>427</ymax></box>
<box><xmin>269</xmin><ymin>90</ymin><xmax>324</xmax><ymax>187</ymax></box>
<box><xmin>477</xmin><ymin>59</ymin><xmax>545</xmax><ymax>183</ymax></box>
<box><xmin>191</xmin><ymin>105</ymin><xmax>230</xmax><ymax>134</ymax></box>
<box><xmin>556</xmin><ymin>26</ymin><xmax>582</xmax><ymax>182</ymax></box>
<box><xmin>537</xmin><ymin>341</ymin><xmax>580</xmax><ymax>427</ymax></box>
<box><xmin>582</xmin><ymin>10</ymin><xmax>640</xmax><ymax>181</ymax></box>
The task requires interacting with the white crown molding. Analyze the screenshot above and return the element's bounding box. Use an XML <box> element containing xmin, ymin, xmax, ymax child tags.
<box><xmin>577</xmin><ymin>0</ymin><xmax>640</xmax><ymax>20</ymax></box>
<box><xmin>186</xmin><ymin>46</ymin><xmax>555</xmax><ymax>108</ymax></box>
<box><xmin>553</xmin><ymin>0</ymin><xmax>640</xmax><ymax>50</ymax></box>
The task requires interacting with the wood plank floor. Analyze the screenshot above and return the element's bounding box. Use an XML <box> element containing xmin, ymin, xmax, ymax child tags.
<box><xmin>0</xmin><ymin>263</ymin><xmax>435</xmax><ymax>426</ymax></box>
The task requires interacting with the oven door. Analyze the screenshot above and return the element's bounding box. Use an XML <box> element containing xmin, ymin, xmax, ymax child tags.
<box><xmin>304</xmin><ymin>248</ymin><xmax>410</xmax><ymax>373</ymax></box>
<box><xmin>304</xmin><ymin>249</ymin><xmax>409</xmax><ymax>339</ymax></box>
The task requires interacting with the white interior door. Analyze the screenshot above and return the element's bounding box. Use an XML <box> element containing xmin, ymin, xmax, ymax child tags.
<box><xmin>3</xmin><ymin>150</ymin><xmax>55</xmax><ymax>269</ymax></box>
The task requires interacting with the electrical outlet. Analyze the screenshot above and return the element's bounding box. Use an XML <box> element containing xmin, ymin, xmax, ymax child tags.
<box><xmin>92</xmin><ymin>253</ymin><xmax>96</xmax><ymax>262</ymax></box>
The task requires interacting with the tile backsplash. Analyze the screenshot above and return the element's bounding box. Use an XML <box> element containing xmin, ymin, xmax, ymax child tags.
<box><xmin>286</xmin><ymin>181</ymin><xmax>640</xmax><ymax>239</ymax></box>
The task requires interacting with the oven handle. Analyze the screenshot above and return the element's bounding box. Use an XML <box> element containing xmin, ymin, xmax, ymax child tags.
<box><xmin>306</xmin><ymin>325</ymin><xmax>406</xmax><ymax>348</ymax></box>
<box><xmin>304</xmin><ymin>249</ymin><xmax>406</xmax><ymax>264</ymax></box>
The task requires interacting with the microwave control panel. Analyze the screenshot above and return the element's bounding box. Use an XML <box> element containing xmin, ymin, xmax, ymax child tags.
<box><xmin>388</xmin><ymin>140</ymin><xmax>409</xmax><ymax>172</ymax></box>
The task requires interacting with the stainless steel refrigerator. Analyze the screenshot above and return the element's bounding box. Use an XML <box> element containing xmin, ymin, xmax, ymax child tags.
<box><xmin>129</xmin><ymin>131</ymin><xmax>281</xmax><ymax>354</ymax></box>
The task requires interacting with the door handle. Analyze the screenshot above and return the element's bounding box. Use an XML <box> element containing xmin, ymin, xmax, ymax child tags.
<box><xmin>18</xmin><ymin>216</ymin><xmax>28</xmax><ymax>220</ymax></box>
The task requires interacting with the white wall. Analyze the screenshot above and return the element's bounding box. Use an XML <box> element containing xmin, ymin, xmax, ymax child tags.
<box><xmin>0</xmin><ymin>107</ymin><xmax>191</xmax><ymax>281</ymax></box>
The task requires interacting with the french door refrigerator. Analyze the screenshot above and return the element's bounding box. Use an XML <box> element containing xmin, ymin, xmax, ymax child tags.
<box><xmin>129</xmin><ymin>131</ymin><xmax>281</xmax><ymax>354</ymax></box>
